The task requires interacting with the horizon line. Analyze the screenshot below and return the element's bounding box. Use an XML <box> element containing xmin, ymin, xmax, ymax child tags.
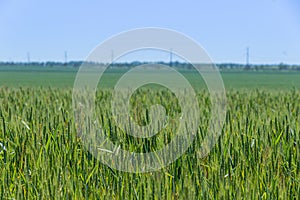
<box><xmin>0</xmin><ymin>61</ymin><xmax>299</xmax><ymax>66</ymax></box>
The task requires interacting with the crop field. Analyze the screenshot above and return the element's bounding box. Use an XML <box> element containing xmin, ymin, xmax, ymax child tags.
<box><xmin>1</xmin><ymin>69</ymin><xmax>300</xmax><ymax>90</ymax></box>
<box><xmin>0</xmin><ymin>69</ymin><xmax>299</xmax><ymax>199</ymax></box>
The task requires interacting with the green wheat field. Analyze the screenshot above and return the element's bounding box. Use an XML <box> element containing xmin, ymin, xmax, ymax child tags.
<box><xmin>0</xmin><ymin>68</ymin><xmax>299</xmax><ymax>199</ymax></box>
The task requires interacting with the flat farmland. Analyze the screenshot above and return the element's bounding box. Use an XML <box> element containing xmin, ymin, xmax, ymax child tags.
<box><xmin>0</xmin><ymin>67</ymin><xmax>299</xmax><ymax>199</ymax></box>
<box><xmin>0</xmin><ymin>69</ymin><xmax>300</xmax><ymax>90</ymax></box>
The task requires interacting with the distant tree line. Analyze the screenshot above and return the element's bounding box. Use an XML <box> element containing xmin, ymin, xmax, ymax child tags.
<box><xmin>0</xmin><ymin>61</ymin><xmax>300</xmax><ymax>71</ymax></box>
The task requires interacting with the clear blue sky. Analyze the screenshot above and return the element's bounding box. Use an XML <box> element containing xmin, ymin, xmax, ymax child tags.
<box><xmin>0</xmin><ymin>0</ymin><xmax>299</xmax><ymax>64</ymax></box>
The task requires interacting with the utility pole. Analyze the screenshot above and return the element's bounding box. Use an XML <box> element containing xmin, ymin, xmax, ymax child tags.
<box><xmin>246</xmin><ymin>47</ymin><xmax>250</xmax><ymax>69</ymax></box>
<box><xmin>169</xmin><ymin>48</ymin><xmax>173</xmax><ymax>67</ymax></box>
<box><xmin>64</xmin><ymin>51</ymin><xmax>68</xmax><ymax>64</ymax></box>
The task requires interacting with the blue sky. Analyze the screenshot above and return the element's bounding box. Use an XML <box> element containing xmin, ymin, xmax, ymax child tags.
<box><xmin>0</xmin><ymin>0</ymin><xmax>299</xmax><ymax>64</ymax></box>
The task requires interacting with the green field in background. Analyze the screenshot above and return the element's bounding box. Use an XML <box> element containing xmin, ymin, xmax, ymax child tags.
<box><xmin>0</xmin><ymin>69</ymin><xmax>299</xmax><ymax>90</ymax></box>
